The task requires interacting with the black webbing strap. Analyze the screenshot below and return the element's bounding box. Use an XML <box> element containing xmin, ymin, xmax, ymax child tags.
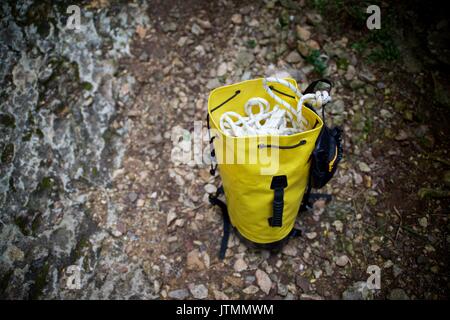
<box><xmin>303</xmin><ymin>79</ymin><xmax>333</xmax><ymax>95</ymax></box>
<box><xmin>300</xmin><ymin>177</ymin><xmax>333</xmax><ymax>212</ymax></box>
<box><xmin>268</xmin><ymin>176</ymin><xmax>288</xmax><ymax>227</ymax></box>
<box><xmin>206</xmin><ymin>114</ymin><xmax>217</xmax><ymax>176</ymax></box>
<box><xmin>208</xmin><ymin>186</ymin><xmax>230</xmax><ymax>259</ymax></box>
<box><xmin>299</xmin><ymin>79</ymin><xmax>334</xmax><ymax>211</ymax></box>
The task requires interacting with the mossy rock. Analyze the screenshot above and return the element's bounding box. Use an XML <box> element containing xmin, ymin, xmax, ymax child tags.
<box><xmin>1</xmin><ymin>143</ymin><xmax>15</xmax><ymax>164</ymax></box>
<box><xmin>0</xmin><ymin>113</ymin><xmax>16</xmax><ymax>128</ymax></box>
<box><xmin>29</xmin><ymin>262</ymin><xmax>50</xmax><ymax>300</ymax></box>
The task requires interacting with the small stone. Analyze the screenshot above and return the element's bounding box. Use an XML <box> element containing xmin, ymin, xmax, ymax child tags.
<box><xmin>136</xmin><ymin>199</ymin><xmax>145</xmax><ymax>207</ymax></box>
<box><xmin>388</xmin><ymin>288</ymin><xmax>409</xmax><ymax>300</ymax></box>
<box><xmin>128</xmin><ymin>192</ymin><xmax>138</xmax><ymax>202</ymax></box>
<box><xmin>336</xmin><ymin>255</ymin><xmax>349</xmax><ymax>267</ymax></box>
<box><xmin>167</xmin><ymin>210</ymin><xmax>177</xmax><ymax>226</ymax></box>
<box><xmin>333</xmin><ymin>220</ymin><xmax>344</xmax><ymax>232</ymax></box>
<box><xmin>241</xmin><ymin>71</ymin><xmax>252</xmax><ymax>81</ymax></box>
<box><xmin>353</xmin><ymin>172</ymin><xmax>363</xmax><ymax>185</ymax></box>
<box><xmin>297</xmin><ymin>42</ymin><xmax>310</xmax><ymax>57</ymax></box>
<box><xmin>364</xmin><ymin>175</ymin><xmax>372</xmax><ymax>188</ymax></box>
<box><xmin>206</xmin><ymin>79</ymin><xmax>221</xmax><ymax>90</ymax></box>
<box><xmin>188</xmin><ymin>284</ymin><xmax>208</xmax><ymax>299</ymax></box>
<box><xmin>360</xmin><ymin>69</ymin><xmax>376</xmax><ymax>82</ymax></box>
<box><xmin>243</xmin><ymin>285</ymin><xmax>260</xmax><ymax>294</ymax></box>
<box><xmin>236</xmin><ymin>50</ymin><xmax>254</xmax><ymax>67</ymax></box>
<box><xmin>282</xmin><ymin>244</ymin><xmax>298</xmax><ymax>256</ymax></box>
<box><xmin>213</xmin><ymin>290</ymin><xmax>229</xmax><ymax>300</ymax></box>
<box><xmin>342</xmin><ymin>282</ymin><xmax>373</xmax><ymax>300</ymax></box>
<box><xmin>231</xmin><ymin>14</ymin><xmax>242</xmax><ymax>24</ymax></box>
<box><xmin>248</xmin><ymin>18</ymin><xmax>259</xmax><ymax>27</ymax></box>
<box><xmin>313</xmin><ymin>270</ymin><xmax>323</xmax><ymax>279</ymax></box>
<box><xmin>187</xmin><ymin>249</ymin><xmax>205</xmax><ymax>270</ymax></box>
<box><xmin>196</xmin><ymin>19</ymin><xmax>211</xmax><ymax>29</ymax></box>
<box><xmin>380</xmin><ymin>109</ymin><xmax>392</xmax><ymax>118</ymax></box>
<box><xmin>345</xmin><ymin>65</ymin><xmax>356</xmax><ymax>81</ymax></box>
<box><xmin>277</xmin><ymin>282</ymin><xmax>288</xmax><ymax>296</ymax></box>
<box><xmin>332</xmin><ymin>99</ymin><xmax>345</xmax><ymax>113</ymax></box>
<box><xmin>168</xmin><ymin>289</ymin><xmax>189</xmax><ymax>300</ymax></box>
<box><xmin>234</xmin><ymin>258</ymin><xmax>248</xmax><ymax>272</ymax></box>
<box><xmin>204</xmin><ymin>183</ymin><xmax>217</xmax><ymax>194</ymax></box>
<box><xmin>358</xmin><ymin>162</ymin><xmax>371</xmax><ymax>173</ymax></box>
<box><xmin>255</xmin><ymin>269</ymin><xmax>272</xmax><ymax>294</ymax></box>
<box><xmin>285</xmin><ymin>50</ymin><xmax>302</xmax><ymax>64</ymax></box>
<box><xmin>111</xmin><ymin>229</ymin><xmax>122</xmax><ymax>237</ymax></box>
<box><xmin>300</xmin><ymin>294</ymin><xmax>324</xmax><ymax>300</ymax></box>
<box><xmin>162</xmin><ymin>22</ymin><xmax>177</xmax><ymax>33</ymax></box>
<box><xmin>306</xmin><ymin>12</ymin><xmax>323</xmax><ymax>25</ymax></box>
<box><xmin>395</xmin><ymin>130</ymin><xmax>409</xmax><ymax>141</ymax></box>
<box><xmin>296</xmin><ymin>275</ymin><xmax>310</xmax><ymax>292</ymax></box>
<box><xmin>350</xmin><ymin>79</ymin><xmax>364</xmax><ymax>89</ymax></box>
<box><xmin>306</xmin><ymin>39</ymin><xmax>320</xmax><ymax>50</ymax></box>
<box><xmin>305</xmin><ymin>232</ymin><xmax>317</xmax><ymax>240</ymax></box>
<box><xmin>296</xmin><ymin>25</ymin><xmax>311</xmax><ymax>41</ymax></box>
<box><xmin>7</xmin><ymin>245</ymin><xmax>24</xmax><ymax>262</ymax></box>
<box><xmin>418</xmin><ymin>217</ymin><xmax>428</xmax><ymax>228</ymax></box>
<box><xmin>191</xmin><ymin>23</ymin><xmax>204</xmax><ymax>36</ymax></box>
<box><xmin>393</xmin><ymin>265</ymin><xmax>403</xmax><ymax>277</ymax></box>
<box><xmin>217</xmin><ymin>62</ymin><xmax>228</xmax><ymax>77</ymax></box>
<box><xmin>177</xmin><ymin>36</ymin><xmax>188</xmax><ymax>47</ymax></box>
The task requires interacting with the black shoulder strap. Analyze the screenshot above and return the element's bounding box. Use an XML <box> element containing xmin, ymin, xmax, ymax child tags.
<box><xmin>208</xmin><ymin>186</ymin><xmax>230</xmax><ymax>259</ymax></box>
<box><xmin>303</xmin><ymin>79</ymin><xmax>333</xmax><ymax>95</ymax></box>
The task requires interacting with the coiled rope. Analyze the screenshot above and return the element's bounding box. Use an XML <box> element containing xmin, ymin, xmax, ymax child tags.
<box><xmin>220</xmin><ymin>78</ymin><xmax>331</xmax><ymax>137</ymax></box>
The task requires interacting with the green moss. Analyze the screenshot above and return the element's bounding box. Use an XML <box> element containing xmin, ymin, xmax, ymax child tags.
<box><xmin>82</xmin><ymin>82</ymin><xmax>93</xmax><ymax>91</ymax></box>
<box><xmin>336</xmin><ymin>57</ymin><xmax>349</xmax><ymax>70</ymax></box>
<box><xmin>306</xmin><ymin>50</ymin><xmax>327</xmax><ymax>76</ymax></box>
<box><xmin>31</xmin><ymin>214</ymin><xmax>42</xmax><ymax>236</ymax></box>
<box><xmin>0</xmin><ymin>270</ymin><xmax>13</xmax><ymax>298</ymax></box>
<box><xmin>73</xmin><ymin>237</ymin><xmax>89</xmax><ymax>260</ymax></box>
<box><xmin>22</xmin><ymin>131</ymin><xmax>33</xmax><ymax>141</ymax></box>
<box><xmin>9</xmin><ymin>177</ymin><xmax>16</xmax><ymax>193</ymax></box>
<box><xmin>1</xmin><ymin>143</ymin><xmax>15</xmax><ymax>164</ymax></box>
<box><xmin>14</xmin><ymin>216</ymin><xmax>30</xmax><ymax>236</ymax></box>
<box><xmin>246</xmin><ymin>39</ymin><xmax>257</xmax><ymax>49</ymax></box>
<box><xmin>0</xmin><ymin>113</ymin><xmax>16</xmax><ymax>128</ymax></box>
<box><xmin>29</xmin><ymin>263</ymin><xmax>50</xmax><ymax>300</ymax></box>
<box><xmin>35</xmin><ymin>128</ymin><xmax>44</xmax><ymax>139</ymax></box>
<box><xmin>37</xmin><ymin>177</ymin><xmax>54</xmax><ymax>193</ymax></box>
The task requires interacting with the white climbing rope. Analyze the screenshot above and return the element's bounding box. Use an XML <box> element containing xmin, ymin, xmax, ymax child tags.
<box><xmin>219</xmin><ymin>77</ymin><xmax>331</xmax><ymax>137</ymax></box>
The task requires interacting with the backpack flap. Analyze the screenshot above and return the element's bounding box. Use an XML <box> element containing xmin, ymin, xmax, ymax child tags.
<box><xmin>303</xmin><ymin>79</ymin><xmax>343</xmax><ymax>189</ymax></box>
<box><xmin>310</xmin><ymin>125</ymin><xmax>343</xmax><ymax>188</ymax></box>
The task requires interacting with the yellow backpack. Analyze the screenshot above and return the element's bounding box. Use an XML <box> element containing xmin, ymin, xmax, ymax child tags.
<box><xmin>207</xmin><ymin>78</ymin><xmax>342</xmax><ymax>259</ymax></box>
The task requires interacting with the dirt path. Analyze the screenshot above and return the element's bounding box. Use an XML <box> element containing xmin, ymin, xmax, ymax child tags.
<box><xmin>1</xmin><ymin>0</ymin><xmax>448</xmax><ymax>299</ymax></box>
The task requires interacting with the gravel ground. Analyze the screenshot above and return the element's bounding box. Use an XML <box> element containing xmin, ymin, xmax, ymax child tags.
<box><xmin>0</xmin><ymin>0</ymin><xmax>449</xmax><ymax>299</ymax></box>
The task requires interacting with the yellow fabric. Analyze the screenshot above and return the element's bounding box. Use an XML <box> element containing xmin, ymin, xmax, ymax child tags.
<box><xmin>207</xmin><ymin>78</ymin><xmax>323</xmax><ymax>243</ymax></box>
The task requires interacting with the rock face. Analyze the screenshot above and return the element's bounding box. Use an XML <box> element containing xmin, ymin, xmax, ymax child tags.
<box><xmin>0</xmin><ymin>1</ymin><xmax>156</xmax><ymax>300</ymax></box>
<box><xmin>1</xmin><ymin>0</ymin><xmax>448</xmax><ymax>302</ymax></box>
